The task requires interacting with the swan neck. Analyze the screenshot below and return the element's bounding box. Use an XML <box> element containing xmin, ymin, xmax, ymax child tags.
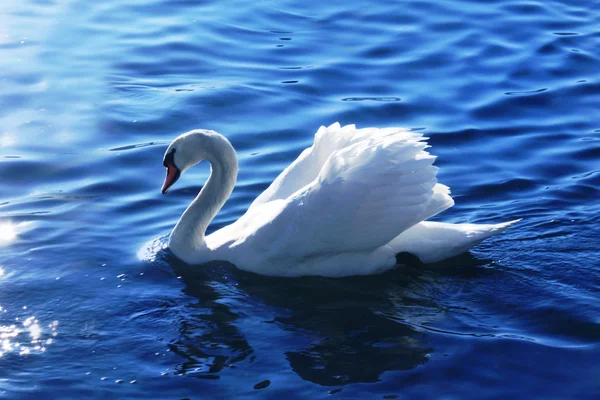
<box><xmin>170</xmin><ymin>137</ymin><xmax>237</xmax><ymax>255</ymax></box>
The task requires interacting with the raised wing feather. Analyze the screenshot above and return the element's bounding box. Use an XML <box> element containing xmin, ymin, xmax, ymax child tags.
<box><xmin>243</xmin><ymin>126</ymin><xmax>454</xmax><ymax>261</ymax></box>
<box><xmin>249</xmin><ymin>123</ymin><xmax>419</xmax><ymax>209</ymax></box>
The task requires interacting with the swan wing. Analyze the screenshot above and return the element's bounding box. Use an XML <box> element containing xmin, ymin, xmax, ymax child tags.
<box><xmin>239</xmin><ymin>128</ymin><xmax>454</xmax><ymax>261</ymax></box>
<box><xmin>249</xmin><ymin>123</ymin><xmax>419</xmax><ymax>209</ymax></box>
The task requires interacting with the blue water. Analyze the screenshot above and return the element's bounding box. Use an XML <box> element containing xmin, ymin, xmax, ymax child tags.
<box><xmin>1</xmin><ymin>0</ymin><xmax>599</xmax><ymax>398</ymax></box>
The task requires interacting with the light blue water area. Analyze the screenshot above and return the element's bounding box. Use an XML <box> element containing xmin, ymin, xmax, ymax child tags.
<box><xmin>1</xmin><ymin>0</ymin><xmax>599</xmax><ymax>398</ymax></box>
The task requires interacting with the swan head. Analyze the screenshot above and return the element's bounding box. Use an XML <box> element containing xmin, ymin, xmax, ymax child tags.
<box><xmin>161</xmin><ymin>130</ymin><xmax>215</xmax><ymax>194</ymax></box>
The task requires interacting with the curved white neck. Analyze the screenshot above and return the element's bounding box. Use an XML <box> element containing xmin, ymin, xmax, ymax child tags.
<box><xmin>168</xmin><ymin>135</ymin><xmax>238</xmax><ymax>259</ymax></box>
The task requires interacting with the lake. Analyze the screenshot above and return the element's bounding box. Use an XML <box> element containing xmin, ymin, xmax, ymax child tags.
<box><xmin>1</xmin><ymin>0</ymin><xmax>599</xmax><ymax>398</ymax></box>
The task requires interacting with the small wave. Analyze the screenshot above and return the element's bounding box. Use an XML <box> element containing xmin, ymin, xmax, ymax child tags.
<box><xmin>341</xmin><ymin>97</ymin><xmax>401</xmax><ymax>102</ymax></box>
<box><xmin>108</xmin><ymin>141</ymin><xmax>166</xmax><ymax>152</ymax></box>
<box><xmin>137</xmin><ymin>235</ymin><xmax>169</xmax><ymax>262</ymax></box>
<box><xmin>505</xmin><ymin>88</ymin><xmax>547</xmax><ymax>96</ymax></box>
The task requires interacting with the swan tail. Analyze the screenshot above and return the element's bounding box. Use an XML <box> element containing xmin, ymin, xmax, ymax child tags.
<box><xmin>388</xmin><ymin>219</ymin><xmax>521</xmax><ymax>264</ymax></box>
<box><xmin>486</xmin><ymin>218</ymin><xmax>522</xmax><ymax>233</ymax></box>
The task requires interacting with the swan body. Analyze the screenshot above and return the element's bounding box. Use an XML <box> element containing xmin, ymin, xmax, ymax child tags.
<box><xmin>161</xmin><ymin>123</ymin><xmax>519</xmax><ymax>277</ymax></box>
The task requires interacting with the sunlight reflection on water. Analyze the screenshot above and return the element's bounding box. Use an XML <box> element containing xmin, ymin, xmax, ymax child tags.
<box><xmin>0</xmin><ymin>222</ymin><xmax>17</xmax><ymax>245</ymax></box>
<box><xmin>0</xmin><ymin>314</ymin><xmax>58</xmax><ymax>358</ymax></box>
<box><xmin>0</xmin><ymin>220</ymin><xmax>34</xmax><ymax>246</ymax></box>
<box><xmin>0</xmin><ymin>131</ymin><xmax>16</xmax><ymax>147</ymax></box>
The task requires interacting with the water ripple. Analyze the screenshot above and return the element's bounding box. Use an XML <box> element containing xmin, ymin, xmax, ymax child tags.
<box><xmin>0</xmin><ymin>0</ymin><xmax>599</xmax><ymax>398</ymax></box>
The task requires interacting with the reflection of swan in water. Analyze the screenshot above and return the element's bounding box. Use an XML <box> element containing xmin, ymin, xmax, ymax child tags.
<box><xmin>282</xmin><ymin>306</ymin><xmax>431</xmax><ymax>386</ymax></box>
<box><xmin>160</xmin><ymin>124</ymin><xmax>519</xmax><ymax>277</ymax></box>
<box><xmin>165</xmin><ymin>257</ymin><xmax>453</xmax><ymax>386</ymax></box>
<box><xmin>165</xmin><ymin>259</ymin><xmax>253</xmax><ymax>378</ymax></box>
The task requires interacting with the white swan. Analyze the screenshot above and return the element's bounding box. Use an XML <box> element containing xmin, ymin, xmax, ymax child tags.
<box><xmin>161</xmin><ymin>123</ymin><xmax>519</xmax><ymax>277</ymax></box>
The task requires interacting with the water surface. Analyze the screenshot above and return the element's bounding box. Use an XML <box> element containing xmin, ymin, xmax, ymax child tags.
<box><xmin>1</xmin><ymin>0</ymin><xmax>599</xmax><ymax>398</ymax></box>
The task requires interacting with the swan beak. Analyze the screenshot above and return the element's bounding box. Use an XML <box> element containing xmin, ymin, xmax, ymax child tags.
<box><xmin>161</xmin><ymin>164</ymin><xmax>181</xmax><ymax>194</ymax></box>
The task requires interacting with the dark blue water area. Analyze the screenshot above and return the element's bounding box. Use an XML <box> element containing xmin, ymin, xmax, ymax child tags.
<box><xmin>1</xmin><ymin>0</ymin><xmax>599</xmax><ymax>398</ymax></box>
